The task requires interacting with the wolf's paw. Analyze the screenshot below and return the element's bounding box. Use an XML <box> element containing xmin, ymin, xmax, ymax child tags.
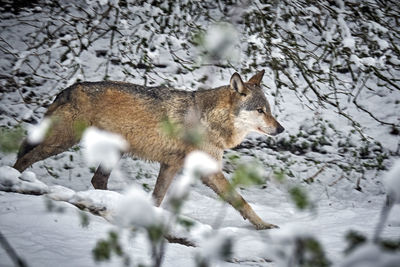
<box><xmin>255</xmin><ymin>222</ymin><xmax>279</xmax><ymax>230</ymax></box>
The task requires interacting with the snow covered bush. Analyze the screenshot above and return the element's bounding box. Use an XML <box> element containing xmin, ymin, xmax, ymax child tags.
<box><xmin>115</xmin><ymin>185</ymin><xmax>162</xmax><ymax>229</ymax></box>
<box><xmin>1</xmin><ymin>0</ymin><xmax>398</xmax><ymax>133</ymax></box>
<box><xmin>196</xmin><ymin>233</ymin><xmax>234</xmax><ymax>267</ymax></box>
<box><xmin>383</xmin><ymin>159</ymin><xmax>400</xmax><ymax>204</ymax></box>
<box><xmin>341</xmin><ymin>161</ymin><xmax>400</xmax><ymax>267</ymax></box>
<box><xmin>342</xmin><ymin>231</ymin><xmax>400</xmax><ymax>267</ymax></box>
<box><xmin>340</xmin><ymin>242</ymin><xmax>400</xmax><ymax>267</ymax></box>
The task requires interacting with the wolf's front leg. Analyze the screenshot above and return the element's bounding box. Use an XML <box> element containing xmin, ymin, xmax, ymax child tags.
<box><xmin>201</xmin><ymin>172</ymin><xmax>278</xmax><ymax>230</ymax></box>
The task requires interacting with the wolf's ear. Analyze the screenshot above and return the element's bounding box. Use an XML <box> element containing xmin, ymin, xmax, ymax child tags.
<box><xmin>247</xmin><ymin>70</ymin><xmax>265</xmax><ymax>85</ymax></box>
<box><xmin>230</xmin><ymin>72</ymin><xmax>246</xmax><ymax>95</ymax></box>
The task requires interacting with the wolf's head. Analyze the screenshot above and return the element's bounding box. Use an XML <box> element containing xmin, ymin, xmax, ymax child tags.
<box><xmin>230</xmin><ymin>70</ymin><xmax>284</xmax><ymax>137</ymax></box>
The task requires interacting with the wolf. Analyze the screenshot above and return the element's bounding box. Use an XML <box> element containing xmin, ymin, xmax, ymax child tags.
<box><xmin>13</xmin><ymin>70</ymin><xmax>284</xmax><ymax>229</ymax></box>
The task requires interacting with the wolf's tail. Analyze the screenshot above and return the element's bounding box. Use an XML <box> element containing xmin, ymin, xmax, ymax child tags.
<box><xmin>13</xmin><ymin>138</ymin><xmax>38</xmax><ymax>172</ymax></box>
<box><xmin>15</xmin><ymin>139</ymin><xmax>37</xmax><ymax>162</ymax></box>
<box><xmin>14</xmin><ymin>85</ymin><xmax>75</xmax><ymax>168</ymax></box>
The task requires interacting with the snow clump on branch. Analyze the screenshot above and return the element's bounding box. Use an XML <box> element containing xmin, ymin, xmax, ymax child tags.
<box><xmin>81</xmin><ymin>127</ymin><xmax>129</xmax><ymax>171</ymax></box>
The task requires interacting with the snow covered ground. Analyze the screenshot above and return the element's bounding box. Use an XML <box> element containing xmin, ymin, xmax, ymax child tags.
<box><xmin>0</xmin><ymin>153</ymin><xmax>399</xmax><ymax>266</ymax></box>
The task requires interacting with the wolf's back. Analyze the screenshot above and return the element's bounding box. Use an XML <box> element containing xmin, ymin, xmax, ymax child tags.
<box><xmin>43</xmin><ymin>81</ymin><xmax>195</xmax><ymax>162</ymax></box>
<box><xmin>45</xmin><ymin>83</ymin><xmax>76</xmax><ymax>116</ymax></box>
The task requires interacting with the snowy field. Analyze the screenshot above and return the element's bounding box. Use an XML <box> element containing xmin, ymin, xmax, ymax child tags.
<box><xmin>1</xmin><ymin>154</ymin><xmax>400</xmax><ymax>266</ymax></box>
<box><xmin>1</xmin><ymin>1</ymin><xmax>400</xmax><ymax>266</ymax></box>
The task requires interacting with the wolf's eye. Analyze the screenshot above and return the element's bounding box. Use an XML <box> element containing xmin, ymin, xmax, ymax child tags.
<box><xmin>257</xmin><ymin>108</ymin><xmax>264</xmax><ymax>114</ymax></box>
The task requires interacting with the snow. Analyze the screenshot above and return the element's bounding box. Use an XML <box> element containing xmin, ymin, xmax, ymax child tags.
<box><xmin>81</xmin><ymin>127</ymin><xmax>129</xmax><ymax>171</ymax></box>
<box><xmin>0</xmin><ymin>166</ymin><xmax>48</xmax><ymax>194</ymax></box>
<box><xmin>198</xmin><ymin>232</ymin><xmax>233</xmax><ymax>264</ymax></box>
<box><xmin>184</xmin><ymin>151</ymin><xmax>219</xmax><ymax>176</ymax></box>
<box><xmin>27</xmin><ymin>118</ymin><xmax>52</xmax><ymax>144</ymax></box>
<box><xmin>202</xmin><ymin>23</ymin><xmax>240</xmax><ymax>63</ymax></box>
<box><xmin>0</xmin><ymin>193</ymin><xmax>116</xmax><ymax>267</ymax></box>
<box><xmin>373</xmin><ymin>36</ymin><xmax>389</xmax><ymax>50</ymax></box>
<box><xmin>0</xmin><ymin>166</ymin><xmax>20</xmax><ymax>187</ymax></box>
<box><xmin>271</xmin><ymin>47</ymin><xmax>285</xmax><ymax>59</ymax></box>
<box><xmin>47</xmin><ymin>185</ymin><xmax>76</xmax><ymax>201</ymax></box>
<box><xmin>350</xmin><ymin>54</ymin><xmax>362</xmax><ymax>68</ymax></box>
<box><xmin>337</xmin><ymin>14</ymin><xmax>355</xmax><ymax>49</ymax></box>
<box><xmin>340</xmin><ymin>243</ymin><xmax>400</xmax><ymax>267</ymax></box>
<box><xmin>0</xmin><ymin>161</ymin><xmax>399</xmax><ymax>266</ymax></box>
<box><xmin>361</xmin><ymin>57</ymin><xmax>376</xmax><ymax>67</ymax></box>
<box><xmin>383</xmin><ymin>159</ymin><xmax>400</xmax><ymax>203</ymax></box>
<box><xmin>115</xmin><ymin>185</ymin><xmax>161</xmax><ymax>228</ymax></box>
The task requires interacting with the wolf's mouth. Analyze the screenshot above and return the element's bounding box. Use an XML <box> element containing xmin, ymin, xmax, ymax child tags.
<box><xmin>257</xmin><ymin>126</ymin><xmax>280</xmax><ymax>136</ymax></box>
<box><xmin>257</xmin><ymin>127</ymin><xmax>269</xmax><ymax>135</ymax></box>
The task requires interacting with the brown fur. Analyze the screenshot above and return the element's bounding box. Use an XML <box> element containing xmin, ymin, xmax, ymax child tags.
<box><xmin>14</xmin><ymin>71</ymin><xmax>284</xmax><ymax>230</ymax></box>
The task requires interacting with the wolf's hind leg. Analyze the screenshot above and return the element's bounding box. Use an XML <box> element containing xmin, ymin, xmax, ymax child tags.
<box><xmin>91</xmin><ymin>150</ymin><xmax>124</xmax><ymax>190</ymax></box>
<box><xmin>91</xmin><ymin>166</ymin><xmax>111</xmax><ymax>190</ymax></box>
<box><xmin>202</xmin><ymin>172</ymin><xmax>278</xmax><ymax>230</ymax></box>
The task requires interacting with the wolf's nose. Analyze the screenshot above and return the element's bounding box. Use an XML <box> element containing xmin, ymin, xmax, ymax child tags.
<box><xmin>277</xmin><ymin>124</ymin><xmax>285</xmax><ymax>134</ymax></box>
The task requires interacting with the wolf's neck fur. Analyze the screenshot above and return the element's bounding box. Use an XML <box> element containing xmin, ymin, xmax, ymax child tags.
<box><xmin>192</xmin><ymin>86</ymin><xmax>245</xmax><ymax>149</ymax></box>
